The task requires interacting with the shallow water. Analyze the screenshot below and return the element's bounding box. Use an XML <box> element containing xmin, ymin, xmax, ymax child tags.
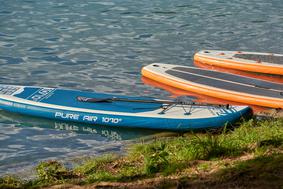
<box><xmin>0</xmin><ymin>0</ymin><xmax>282</xmax><ymax>176</ymax></box>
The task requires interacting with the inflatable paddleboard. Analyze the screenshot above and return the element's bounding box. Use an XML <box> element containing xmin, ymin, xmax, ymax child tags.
<box><xmin>194</xmin><ymin>50</ymin><xmax>283</xmax><ymax>75</ymax></box>
<box><xmin>0</xmin><ymin>84</ymin><xmax>250</xmax><ymax>131</ymax></box>
<box><xmin>142</xmin><ymin>63</ymin><xmax>283</xmax><ymax>108</ymax></box>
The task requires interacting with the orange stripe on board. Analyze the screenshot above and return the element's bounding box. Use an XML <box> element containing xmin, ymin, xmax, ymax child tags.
<box><xmin>194</xmin><ymin>54</ymin><xmax>283</xmax><ymax>75</ymax></box>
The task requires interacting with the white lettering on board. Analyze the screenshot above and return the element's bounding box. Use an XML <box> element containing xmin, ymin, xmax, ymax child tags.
<box><xmin>30</xmin><ymin>88</ymin><xmax>54</xmax><ymax>102</ymax></box>
<box><xmin>55</xmin><ymin>112</ymin><xmax>80</xmax><ymax>120</ymax></box>
<box><xmin>102</xmin><ymin>117</ymin><xmax>122</xmax><ymax>124</ymax></box>
<box><xmin>83</xmin><ymin>115</ymin><xmax>98</xmax><ymax>122</ymax></box>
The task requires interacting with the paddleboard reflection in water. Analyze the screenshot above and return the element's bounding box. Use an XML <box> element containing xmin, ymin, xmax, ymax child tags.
<box><xmin>0</xmin><ymin>111</ymin><xmax>175</xmax><ymax>177</ymax></box>
<box><xmin>0</xmin><ymin>111</ymin><xmax>160</xmax><ymax>141</ymax></box>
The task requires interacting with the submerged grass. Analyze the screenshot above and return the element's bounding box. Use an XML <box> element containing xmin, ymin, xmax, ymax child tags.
<box><xmin>1</xmin><ymin>117</ymin><xmax>283</xmax><ymax>188</ymax></box>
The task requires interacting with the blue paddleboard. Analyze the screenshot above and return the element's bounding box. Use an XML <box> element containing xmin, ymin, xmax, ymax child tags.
<box><xmin>0</xmin><ymin>85</ymin><xmax>251</xmax><ymax>131</ymax></box>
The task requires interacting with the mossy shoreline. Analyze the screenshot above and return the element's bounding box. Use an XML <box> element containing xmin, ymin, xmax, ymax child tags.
<box><xmin>1</xmin><ymin>117</ymin><xmax>283</xmax><ymax>189</ymax></box>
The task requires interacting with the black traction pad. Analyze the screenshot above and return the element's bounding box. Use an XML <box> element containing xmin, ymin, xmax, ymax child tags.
<box><xmin>233</xmin><ymin>54</ymin><xmax>283</xmax><ymax>64</ymax></box>
<box><xmin>166</xmin><ymin>67</ymin><xmax>283</xmax><ymax>99</ymax></box>
<box><xmin>172</xmin><ymin>66</ymin><xmax>283</xmax><ymax>91</ymax></box>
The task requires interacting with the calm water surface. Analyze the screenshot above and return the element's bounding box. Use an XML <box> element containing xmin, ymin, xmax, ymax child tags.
<box><xmin>0</xmin><ymin>0</ymin><xmax>282</xmax><ymax>176</ymax></box>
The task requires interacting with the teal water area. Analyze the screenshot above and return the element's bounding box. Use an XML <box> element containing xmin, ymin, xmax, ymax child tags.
<box><xmin>0</xmin><ymin>0</ymin><xmax>282</xmax><ymax>176</ymax></box>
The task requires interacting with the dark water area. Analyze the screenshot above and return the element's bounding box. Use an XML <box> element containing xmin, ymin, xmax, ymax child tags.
<box><xmin>0</xmin><ymin>0</ymin><xmax>282</xmax><ymax>176</ymax></box>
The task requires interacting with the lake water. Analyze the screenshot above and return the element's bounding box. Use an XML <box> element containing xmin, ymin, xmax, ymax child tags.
<box><xmin>0</xmin><ymin>0</ymin><xmax>282</xmax><ymax>176</ymax></box>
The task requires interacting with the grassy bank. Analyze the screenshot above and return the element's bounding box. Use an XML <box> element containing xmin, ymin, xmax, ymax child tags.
<box><xmin>1</xmin><ymin>117</ymin><xmax>283</xmax><ymax>189</ymax></box>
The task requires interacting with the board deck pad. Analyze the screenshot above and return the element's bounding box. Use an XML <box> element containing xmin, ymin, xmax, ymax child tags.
<box><xmin>166</xmin><ymin>69</ymin><xmax>283</xmax><ymax>99</ymax></box>
<box><xmin>171</xmin><ymin>66</ymin><xmax>283</xmax><ymax>91</ymax></box>
<box><xmin>234</xmin><ymin>53</ymin><xmax>283</xmax><ymax>64</ymax></box>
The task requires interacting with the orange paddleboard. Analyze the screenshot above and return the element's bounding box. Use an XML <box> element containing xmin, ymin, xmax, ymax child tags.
<box><xmin>194</xmin><ymin>50</ymin><xmax>283</xmax><ymax>75</ymax></box>
<box><xmin>142</xmin><ymin>63</ymin><xmax>283</xmax><ymax>108</ymax></box>
<box><xmin>142</xmin><ymin>76</ymin><xmax>267</xmax><ymax>113</ymax></box>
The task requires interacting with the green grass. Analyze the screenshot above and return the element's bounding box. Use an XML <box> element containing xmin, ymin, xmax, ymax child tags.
<box><xmin>0</xmin><ymin>175</ymin><xmax>22</xmax><ymax>189</ymax></box>
<box><xmin>1</xmin><ymin>117</ymin><xmax>283</xmax><ymax>188</ymax></box>
<box><xmin>74</xmin><ymin>154</ymin><xmax>118</xmax><ymax>176</ymax></box>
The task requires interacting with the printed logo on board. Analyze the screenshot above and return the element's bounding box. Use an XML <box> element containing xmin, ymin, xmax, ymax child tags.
<box><xmin>28</xmin><ymin>88</ymin><xmax>55</xmax><ymax>102</ymax></box>
<box><xmin>54</xmin><ymin>111</ymin><xmax>123</xmax><ymax>124</ymax></box>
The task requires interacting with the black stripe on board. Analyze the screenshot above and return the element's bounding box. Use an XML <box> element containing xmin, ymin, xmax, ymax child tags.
<box><xmin>172</xmin><ymin>67</ymin><xmax>283</xmax><ymax>91</ymax></box>
<box><xmin>233</xmin><ymin>54</ymin><xmax>283</xmax><ymax>65</ymax></box>
<box><xmin>166</xmin><ymin>69</ymin><xmax>283</xmax><ymax>99</ymax></box>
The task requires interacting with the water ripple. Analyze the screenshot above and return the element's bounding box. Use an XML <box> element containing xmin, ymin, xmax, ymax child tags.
<box><xmin>0</xmin><ymin>56</ymin><xmax>24</xmax><ymax>64</ymax></box>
